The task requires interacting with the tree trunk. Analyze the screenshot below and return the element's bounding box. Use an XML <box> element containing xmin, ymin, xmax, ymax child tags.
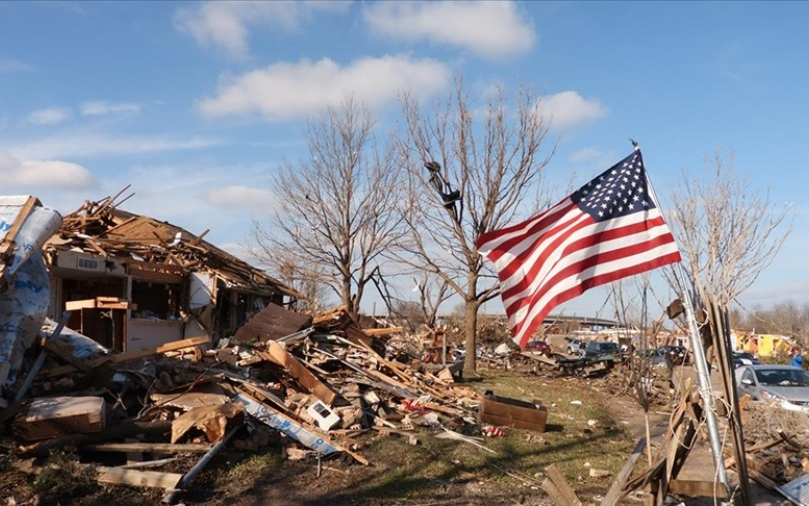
<box><xmin>463</xmin><ymin>300</ymin><xmax>479</xmax><ymax>373</ymax></box>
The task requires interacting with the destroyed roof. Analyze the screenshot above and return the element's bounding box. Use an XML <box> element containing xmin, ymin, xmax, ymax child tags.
<box><xmin>43</xmin><ymin>189</ymin><xmax>300</xmax><ymax>299</ymax></box>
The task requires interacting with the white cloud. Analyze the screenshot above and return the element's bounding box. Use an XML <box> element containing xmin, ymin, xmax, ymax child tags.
<box><xmin>198</xmin><ymin>55</ymin><xmax>451</xmax><ymax>120</ymax></box>
<box><xmin>568</xmin><ymin>147</ymin><xmax>620</xmax><ymax>177</ymax></box>
<box><xmin>9</xmin><ymin>134</ymin><xmax>220</xmax><ymax>159</ymax></box>
<box><xmin>363</xmin><ymin>1</ymin><xmax>535</xmax><ymax>59</ymax></box>
<box><xmin>26</xmin><ymin>107</ymin><xmax>71</xmax><ymax>126</ymax></box>
<box><xmin>569</xmin><ymin>147</ymin><xmax>604</xmax><ymax>163</ymax></box>
<box><xmin>0</xmin><ymin>150</ymin><xmax>98</xmax><ymax>189</ymax></box>
<box><xmin>80</xmin><ymin>101</ymin><xmax>141</xmax><ymax>116</ymax></box>
<box><xmin>175</xmin><ymin>1</ymin><xmax>350</xmax><ymax>59</ymax></box>
<box><xmin>206</xmin><ymin>185</ymin><xmax>277</xmax><ymax>213</ymax></box>
<box><xmin>537</xmin><ymin>91</ymin><xmax>607</xmax><ymax>131</ymax></box>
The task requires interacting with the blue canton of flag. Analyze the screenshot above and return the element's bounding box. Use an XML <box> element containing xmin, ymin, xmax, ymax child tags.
<box><xmin>572</xmin><ymin>151</ymin><xmax>653</xmax><ymax>222</ymax></box>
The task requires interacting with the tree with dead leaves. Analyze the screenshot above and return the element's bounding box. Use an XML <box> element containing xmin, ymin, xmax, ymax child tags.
<box><xmin>250</xmin><ymin>97</ymin><xmax>404</xmax><ymax>317</ymax></box>
<box><xmin>395</xmin><ymin>78</ymin><xmax>554</xmax><ymax>372</ymax></box>
<box><xmin>665</xmin><ymin>148</ymin><xmax>794</xmax><ymax>377</ymax></box>
<box><xmin>667</xmin><ymin>148</ymin><xmax>793</xmax><ymax>308</ymax></box>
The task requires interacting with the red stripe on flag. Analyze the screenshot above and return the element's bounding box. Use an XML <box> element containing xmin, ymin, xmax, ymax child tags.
<box><xmin>512</xmin><ymin>250</ymin><xmax>682</xmax><ymax>348</ymax></box>
<box><xmin>501</xmin><ymin>214</ymin><xmax>672</xmax><ymax>308</ymax></box>
<box><xmin>479</xmin><ymin>200</ymin><xmax>577</xmax><ymax>264</ymax></box>
<box><xmin>510</xmin><ymin>232</ymin><xmax>681</xmax><ymax>339</ymax></box>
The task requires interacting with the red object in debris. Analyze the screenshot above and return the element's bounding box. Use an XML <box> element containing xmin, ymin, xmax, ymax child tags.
<box><xmin>401</xmin><ymin>399</ymin><xmax>425</xmax><ymax>413</ymax></box>
<box><xmin>481</xmin><ymin>425</ymin><xmax>507</xmax><ymax>437</ymax></box>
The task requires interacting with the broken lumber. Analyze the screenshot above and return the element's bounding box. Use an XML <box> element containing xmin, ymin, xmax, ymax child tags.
<box><xmin>14</xmin><ymin>395</ymin><xmax>105</xmax><ymax>441</ymax></box>
<box><xmin>545</xmin><ymin>464</ymin><xmax>582</xmax><ymax>506</ymax></box>
<box><xmin>262</xmin><ymin>340</ymin><xmax>338</xmax><ymax>405</ymax></box>
<box><xmin>84</xmin><ymin>442</ymin><xmax>212</xmax><ymax>453</ymax></box>
<box><xmin>40</xmin><ymin>335</ymin><xmax>209</xmax><ymax>378</ymax></box>
<box><xmin>98</xmin><ymin>467</ymin><xmax>182</xmax><ymax>490</ymax></box>
<box><xmin>601</xmin><ymin>437</ymin><xmax>646</xmax><ymax>506</ymax></box>
<box><xmin>20</xmin><ymin>420</ymin><xmax>171</xmax><ymax>457</ymax></box>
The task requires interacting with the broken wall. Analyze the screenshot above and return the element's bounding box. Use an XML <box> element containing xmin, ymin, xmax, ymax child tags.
<box><xmin>0</xmin><ymin>196</ymin><xmax>62</xmax><ymax>395</ymax></box>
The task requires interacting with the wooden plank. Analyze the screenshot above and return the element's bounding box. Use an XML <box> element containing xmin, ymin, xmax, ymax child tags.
<box><xmin>668</xmin><ymin>479</ymin><xmax>727</xmax><ymax>498</ymax></box>
<box><xmin>20</xmin><ymin>420</ymin><xmax>171</xmax><ymax>457</ymax></box>
<box><xmin>121</xmin><ymin>458</ymin><xmax>176</xmax><ymax>469</ymax></box>
<box><xmin>601</xmin><ymin>437</ymin><xmax>646</xmax><ymax>505</ymax></box>
<box><xmin>84</xmin><ymin>443</ymin><xmax>212</xmax><ymax>453</ymax></box>
<box><xmin>541</xmin><ymin>478</ymin><xmax>570</xmax><ymax>506</ymax></box>
<box><xmin>97</xmin><ymin>467</ymin><xmax>182</xmax><ymax>489</ymax></box>
<box><xmin>14</xmin><ymin>396</ymin><xmax>105</xmax><ymax>441</ymax></box>
<box><xmin>546</xmin><ymin>464</ymin><xmax>582</xmax><ymax>506</ymax></box>
<box><xmin>127</xmin><ymin>260</ymin><xmax>184</xmax><ymax>283</ymax></box>
<box><xmin>262</xmin><ymin>341</ymin><xmax>337</xmax><ymax>405</ymax></box>
<box><xmin>233</xmin><ymin>303</ymin><xmax>311</xmax><ymax>342</ymax></box>
<box><xmin>40</xmin><ymin>336</ymin><xmax>210</xmax><ymax>378</ymax></box>
<box><xmin>362</xmin><ymin>327</ymin><xmax>404</xmax><ymax>336</ymax></box>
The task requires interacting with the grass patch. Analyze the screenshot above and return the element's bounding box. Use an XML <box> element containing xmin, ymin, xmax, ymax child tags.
<box><xmin>309</xmin><ymin>371</ymin><xmax>638</xmax><ymax>504</ymax></box>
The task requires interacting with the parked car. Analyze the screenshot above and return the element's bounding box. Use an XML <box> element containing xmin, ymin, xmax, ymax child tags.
<box><xmin>657</xmin><ymin>345</ymin><xmax>688</xmax><ymax>365</ymax></box>
<box><xmin>525</xmin><ymin>340</ymin><xmax>552</xmax><ymax>357</ymax></box>
<box><xmin>636</xmin><ymin>347</ymin><xmax>668</xmax><ymax>368</ymax></box>
<box><xmin>566</xmin><ymin>338</ymin><xmax>586</xmax><ymax>356</ymax></box>
<box><xmin>584</xmin><ymin>341</ymin><xmax>621</xmax><ymax>358</ymax></box>
<box><xmin>731</xmin><ymin>351</ymin><xmax>760</xmax><ymax>368</ymax></box>
<box><xmin>736</xmin><ymin>364</ymin><xmax>809</xmax><ymax>408</ymax></box>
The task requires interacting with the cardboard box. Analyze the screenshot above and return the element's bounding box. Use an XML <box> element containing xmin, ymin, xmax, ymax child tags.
<box><xmin>479</xmin><ymin>394</ymin><xmax>548</xmax><ymax>432</ymax></box>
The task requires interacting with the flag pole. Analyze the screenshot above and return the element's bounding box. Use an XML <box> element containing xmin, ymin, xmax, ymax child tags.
<box><xmin>633</xmin><ymin>139</ymin><xmax>729</xmax><ymax>497</ymax></box>
<box><xmin>677</xmin><ymin>257</ymin><xmax>730</xmax><ymax>496</ymax></box>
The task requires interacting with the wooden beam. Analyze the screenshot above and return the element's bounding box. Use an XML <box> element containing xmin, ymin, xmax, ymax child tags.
<box><xmin>668</xmin><ymin>479</ymin><xmax>727</xmax><ymax>498</ymax></box>
<box><xmin>362</xmin><ymin>327</ymin><xmax>404</xmax><ymax>336</ymax></box>
<box><xmin>541</xmin><ymin>478</ymin><xmax>570</xmax><ymax>506</ymax></box>
<box><xmin>84</xmin><ymin>443</ymin><xmax>212</xmax><ymax>453</ymax></box>
<box><xmin>20</xmin><ymin>421</ymin><xmax>172</xmax><ymax>457</ymax></box>
<box><xmin>602</xmin><ymin>438</ymin><xmax>646</xmax><ymax>506</ymax></box>
<box><xmin>546</xmin><ymin>464</ymin><xmax>582</xmax><ymax>506</ymax></box>
<box><xmin>41</xmin><ymin>336</ymin><xmax>210</xmax><ymax>378</ymax></box>
<box><xmin>97</xmin><ymin>467</ymin><xmax>182</xmax><ymax>489</ymax></box>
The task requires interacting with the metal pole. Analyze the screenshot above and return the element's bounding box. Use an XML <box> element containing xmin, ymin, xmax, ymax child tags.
<box><xmin>677</xmin><ymin>265</ymin><xmax>729</xmax><ymax>495</ymax></box>
<box><xmin>162</xmin><ymin>424</ymin><xmax>241</xmax><ymax>504</ymax></box>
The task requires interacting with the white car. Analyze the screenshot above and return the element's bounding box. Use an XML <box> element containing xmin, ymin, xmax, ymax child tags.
<box><xmin>566</xmin><ymin>338</ymin><xmax>586</xmax><ymax>356</ymax></box>
<box><xmin>736</xmin><ymin>364</ymin><xmax>809</xmax><ymax>410</ymax></box>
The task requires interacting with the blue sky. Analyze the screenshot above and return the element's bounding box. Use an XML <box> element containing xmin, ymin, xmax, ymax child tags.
<box><xmin>1</xmin><ymin>1</ymin><xmax>806</xmax><ymax>317</ymax></box>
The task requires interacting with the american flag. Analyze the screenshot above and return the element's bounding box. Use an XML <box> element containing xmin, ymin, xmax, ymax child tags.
<box><xmin>477</xmin><ymin>149</ymin><xmax>681</xmax><ymax>349</ymax></box>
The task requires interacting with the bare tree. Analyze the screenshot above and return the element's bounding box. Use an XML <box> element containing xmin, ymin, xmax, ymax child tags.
<box><xmin>395</xmin><ymin>78</ymin><xmax>554</xmax><ymax>372</ymax></box>
<box><xmin>271</xmin><ymin>256</ymin><xmax>333</xmax><ymax>313</ymax></box>
<box><xmin>667</xmin><ymin>148</ymin><xmax>793</xmax><ymax>308</ymax></box>
<box><xmin>250</xmin><ymin>97</ymin><xmax>404</xmax><ymax>317</ymax></box>
<box><xmin>738</xmin><ymin>300</ymin><xmax>809</xmax><ymax>344</ymax></box>
<box><xmin>411</xmin><ymin>272</ymin><xmax>452</xmax><ymax>331</ymax></box>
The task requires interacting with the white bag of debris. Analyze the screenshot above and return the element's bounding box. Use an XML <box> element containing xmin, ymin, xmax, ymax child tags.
<box><xmin>40</xmin><ymin>317</ymin><xmax>111</xmax><ymax>360</ymax></box>
<box><xmin>0</xmin><ymin>196</ymin><xmax>63</xmax><ymax>396</ymax></box>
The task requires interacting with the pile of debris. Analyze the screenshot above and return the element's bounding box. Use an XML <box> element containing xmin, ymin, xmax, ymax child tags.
<box><xmin>0</xmin><ymin>303</ymin><xmax>496</xmax><ymax>503</ymax></box>
<box><xmin>734</xmin><ymin>398</ymin><xmax>809</xmax><ymax>487</ymax></box>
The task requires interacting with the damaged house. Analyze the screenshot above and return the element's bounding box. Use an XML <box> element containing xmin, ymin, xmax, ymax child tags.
<box><xmin>41</xmin><ymin>192</ymin><xmax>299</xmax><ymax>352</ymax></box>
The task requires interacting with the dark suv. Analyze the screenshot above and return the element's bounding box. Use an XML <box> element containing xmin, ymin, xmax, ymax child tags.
<box><xmin>584</xmin><ymin>341</ymin><xmax>621</xmax><ymax>357</ymax></box>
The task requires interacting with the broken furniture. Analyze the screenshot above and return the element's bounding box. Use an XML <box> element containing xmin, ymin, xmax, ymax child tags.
<box><xmin>479</xmin><ymin>392</ymin><xmax>548</xmax><ymax>432</ymax></box>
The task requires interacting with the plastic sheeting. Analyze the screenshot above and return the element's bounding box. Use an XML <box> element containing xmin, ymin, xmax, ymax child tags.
<box><xmin>40</xmin><ymin>317</ymin><xmax>111</xmax><ymax>360</ymax></box>
<box><xmin>0</xmin><ymin>196</ymin><xmax>62</xmax><ymax>396</ymax></box>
